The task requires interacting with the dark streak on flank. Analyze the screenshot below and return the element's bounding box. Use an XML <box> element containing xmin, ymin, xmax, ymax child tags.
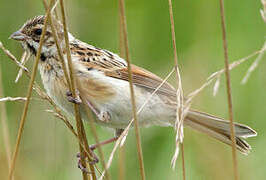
<box><xmin>76</xmin><ymin>51</ymin><xmax>85</xmax><ymax>56</ymax></box>
<box><xmin>87</xmin><ymin>52</ymin><xmax>93</xmax><ymax>56</ymax></box>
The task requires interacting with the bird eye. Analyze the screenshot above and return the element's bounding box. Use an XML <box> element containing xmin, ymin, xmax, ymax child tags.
<box><xmin>34</xmin><ymin>28</ymin><xmax>42</xmax><ymax>35</ymax></box>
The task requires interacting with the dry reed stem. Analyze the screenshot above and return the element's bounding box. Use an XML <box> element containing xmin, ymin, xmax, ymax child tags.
<box><xmin>213</xmin><ymin>76</ymin><xmax>221</xmax><ymax>96</ymax></box>
<box><xmin>241</xmin><ymin>0</ymin><xmax>266</xmax><ymax>84</ymax></box>
<box><xmin>0</xmin><ymin>97</ymin><xmax>27</xmax><ymax>102</ymax></box>
<box><xmin>0</xmin><ymin>42</ymin><xmax>29</xmax><ymax>73</ymax></box>
<box><xmin>58</xmin><ymin>0</ymin><xmax>98</xmax><ymax>179</ymax></box>
<box><xmin>180</xmin><ymin>143</ymin><xmax>186</xmax><ymax>180</ymax></box>
<box><xmin>42</xmin><ymin>0</ymin><xmax>71</xmax><ymax>87</ymax></box>
<box><xmin>118</xmin><ymin>0</ymin><xmax>146</xmax><ymax>179</ymax></box>
<box><xmin>219</xmin><ymin>0</ymin><xmax>239</xmax><ymax>179</ymax></box>
<box><xmin>0</xmin><ymin>68</ymin><xmax>14</xmax><ymax>180</ymax></box>
<box><xmin>241</xmin><ymin>41</ymin><xmax>266</xmax><ymax>84</ymax></box>
<box><xmin>83</xmin><ymin>106</ymin><xmax>110</xmax><ymax>180</ymax></box>
<box><xmin>260</xmin><ymin>0</ymin><xmax>266</xmax><ymax>23</ymax></box>
<box><xmin>8</xmin><ymin>0</ymin><xmax>55</xmax><ymax>179</ymax></box>
<box><xmin>15</xmin><ymin>51</ymin><xmax>30</xmax><ymax>83</ymax></box>
<box><xmin>167</xmin><ymin>0</ymin><xmax>186</xmax><ymax>173</ymax></box>
<box><xmin>187</xmin><ymin>48</ymin><xmax>264</xmax><ymax>102</ymax></box>
<box><xmin>118</xmin><ymin>4</ymin><xmax>126</xmax><ymax>179</ymax></box>
<box><xmin>46</xmin><ymin>109</ymin><xmax>78</xmax><ymax>137</ymax></box>
<box><xmin>118</xmin><ymin>146</ymin><xmax>125</xmax><ymax>180</ymax></box>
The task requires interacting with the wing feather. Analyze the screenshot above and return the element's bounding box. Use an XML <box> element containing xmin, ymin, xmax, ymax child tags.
<box><xmin>70</xmin><ymin>40</ymin><xmax>177</xmax><ymax>99</ymax></box>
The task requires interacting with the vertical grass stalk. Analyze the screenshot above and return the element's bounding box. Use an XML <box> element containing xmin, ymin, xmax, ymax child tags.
<box><xmin>8</xmin><ymin>0</ymin><xmax>55</xmax><ymax>179</ymax></box>
<box><xmin>167</xmin><ymin>0</ymin><xmax>186</xmax><ymax>178</ymax></box>
<box><xmin>0</xmin><ymin>67</ymin><xmax>13</xmax><ymax>180</ymax></box>
<box><xmin>118</xmin><ymin>5</ymin><xmax>126</xmax><ymax>179</ymax></box>
<box><xmin>118</xmin><ymin>0</ymin><xmax>146</xmax><ymax>179</ymax></box>
<box><xmin>218</xmin><ymin>0</ymin><xmax>239</xmax><ymax>180</ymax></box>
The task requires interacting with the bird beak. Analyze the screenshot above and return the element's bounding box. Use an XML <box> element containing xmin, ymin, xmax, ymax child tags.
<box><xmin>9</xmin><ymin>31</ymin><xmax>27</xmax><ymax>41</ymax></box>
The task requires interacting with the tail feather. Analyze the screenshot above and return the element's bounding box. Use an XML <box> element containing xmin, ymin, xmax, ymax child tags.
<box><xmin>184</xmin><ymin>110</ymin><xmax>257</xmax><ymax>154</ymax></box>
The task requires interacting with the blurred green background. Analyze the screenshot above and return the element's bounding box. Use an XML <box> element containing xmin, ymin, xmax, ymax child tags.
<box><xmin>0</xmin><ymin>0</ymin><xmax>265</xmax><ymax>179</ymax></box>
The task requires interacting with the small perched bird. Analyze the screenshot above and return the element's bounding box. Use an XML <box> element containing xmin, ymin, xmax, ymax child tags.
<box><xmin>10</xmin><ymin>15</ymin><xmax>256</xmax><ymax>154</ymax></box>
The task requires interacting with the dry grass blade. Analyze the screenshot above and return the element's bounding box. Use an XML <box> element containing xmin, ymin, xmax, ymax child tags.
<box><xmin>83</xmin><ymin>106</ymin><xmax>110</xmax><ymax>179</ymax></box>
<box><xmin>0</xmin><ymin>42</ymin><xmax>29</xmax><ymax>73</ymax></box>
<box><xmin>261</xmin><ymin>0</ymin><xmax>266</xmax><ymax>23</ymax></box>
<box><xmin>118</xmin><ymin>5</ymin><xmax>126</xmax><ymax>179</ymax></box>
<box><xmin>8</xmin><ymin>0</ymin><xmax>55</xmax><ymax>179</ymax></box>
<box><xmin>0</xmin><ymin>68</ymin><xmax>14</xmax><ymax>180</ymax></box>
<box><xmin>46</xmin><ymin>109</ymin><xmax>78</xmax><ymax>137</ymax></box>
<box><xmin>213</xmin><ymin>76</ymin><xmax>221</xmax><ymax>96</ymax></box>
<box><xmin>241</xmin><ymin>41</ymin><xmax>266</xmax><ymax>84</ymax></box>
<box><xmin>118</xmin><ymin>0</ymin><xmax>146</xmax><ymax>179</ymax></box>
<box><xmin>0</xmin><ymin>97</ymin><xmax>27</xmax><ymax>102</ymax></box>
<box><xmin>15</xmin><ymin>51</ymin><xmax>30</xmax><ymax>83</ymax></box>
<box><xmin>219</xmin><ymin>0</ymin><xmax>239</xmax><ymax>179</ymax></box>
<box><xmin>187</xmin><ymin>48</ymin><xmax>264</xmax><ymax>102</ymax></box>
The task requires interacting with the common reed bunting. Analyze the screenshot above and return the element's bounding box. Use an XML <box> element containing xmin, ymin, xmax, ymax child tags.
<box><xmin>10</xmin><ymin>16</ymin><xmax>256</xmax><ymax>156</ymax></box>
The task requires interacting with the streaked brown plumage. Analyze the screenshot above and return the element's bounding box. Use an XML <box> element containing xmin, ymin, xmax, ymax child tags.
<box><xmin>10</xmin><ymin>15</ymin><xmax>257</xmax><ymax>154</ymax></box>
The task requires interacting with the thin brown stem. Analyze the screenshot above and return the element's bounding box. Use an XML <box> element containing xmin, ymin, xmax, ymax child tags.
<box><xmin>0</xmin><ymin>67</ymin><xmax>13</xmax><ymax>180</ymax></box>
<box><xmin>42</xmin><ymin>0</ymin><xmax>71</xmax><ymax>88</ymax></box>
<box><xmin>83</xmin><ymin>106</ymin><xmax>110</xmax><ymax>180</ymax></box>
<box><xmin>181</xmin><ymin>143</ymin><xmax>186</xmax><ymax>180</ymax></box>
<box><xmin>59</xmin><ymin>0</ymin><xmax>98</xmax><ymax>179</ymax></box>
<box><xmin>118</xmin><ymin>5</ymin><xmax>126</xmax><ymax>180</ymax></box>
<box><xmin>8</xmin><ymin>0</ymin><xmax>55</xmax><ymax>179</ymax></box>
<box><xmin>167</xmin><ymin>0</ymin><xmax>185</xmax><ymax>176</ymax></box>
<box><xmin>219</xmin><ymin>0</ymin><xmax>239</xmax><ymax>180</ymax></box>
<box><xmin>118</xmin><ymin>0</ymin><xmax>146</xmax><ymax>180</ymax></box>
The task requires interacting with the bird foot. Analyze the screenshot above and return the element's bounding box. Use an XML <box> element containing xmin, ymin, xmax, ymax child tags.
<box><xmin>66</xmin><ymin>90</ymin><xmax>82</xmax><ymax>104</ymax></box>
<box><xmin>76</xmin><ymin>147</ymin><xmax>99</xmax><ymax>173</ymax></box>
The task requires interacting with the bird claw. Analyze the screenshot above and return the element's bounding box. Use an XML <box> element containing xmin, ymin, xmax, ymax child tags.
<box><xmin>77</xmin><ymin>158</ymin><xmax>89</xmax><ymax>173</ymax></box>
<box><xmin>66</xmin><ymin>90</ymin><xmax>82</xmax><ymax>104</ymax></box>
<box><xmin>76</xmin><ymin>149</ymin><xmax>99</xmax><ymax>173</ymax></box>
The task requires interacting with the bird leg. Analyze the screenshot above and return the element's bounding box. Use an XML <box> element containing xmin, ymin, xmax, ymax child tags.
<box><xmin>66</xmin><ymin>90</ymin><xmax>82</xmax><ymax>104</ymax></box>
<box><xmin>76</xmin><ymin>129</ymin><xmax>124</xmax><ymax>173</ymax></box>
<box><xmin>86</xmin><ymin>100</ymin><xmax>111</xmax><ymax>123</ymax></box>
<box><xmin>89</xmin><ymin>129</ymin><xmax>124</xmax><ymax>150</ymax></box>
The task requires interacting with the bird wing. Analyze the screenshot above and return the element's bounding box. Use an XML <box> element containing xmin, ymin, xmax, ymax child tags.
<box><xmin>70</xmin><ymin>41</ymin><xmax>177</xmax><ymax>99</ymax></box>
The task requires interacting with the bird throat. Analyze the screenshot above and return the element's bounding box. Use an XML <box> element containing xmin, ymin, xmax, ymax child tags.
<box><xmin>26</xmin><ymin>42</ymin><xmax>46</xmax><ymax>61</ymax></box>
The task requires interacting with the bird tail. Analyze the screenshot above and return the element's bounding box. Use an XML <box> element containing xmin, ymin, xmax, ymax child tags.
<box><xmin>184</xmin><ymin>110</ymin><xmax>257</xmax><ymax>154</ymax></box>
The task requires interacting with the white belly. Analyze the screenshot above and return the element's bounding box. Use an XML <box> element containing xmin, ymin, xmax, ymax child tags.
<box><xmin>39</xmin><ymin>63</ymin><xmax>175</xmax><ymax>129</ymax></box>
<box><xmin>83</xmin><ymin>71</ymin><xmax>176</xmax><ymax>129</ymax></box>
